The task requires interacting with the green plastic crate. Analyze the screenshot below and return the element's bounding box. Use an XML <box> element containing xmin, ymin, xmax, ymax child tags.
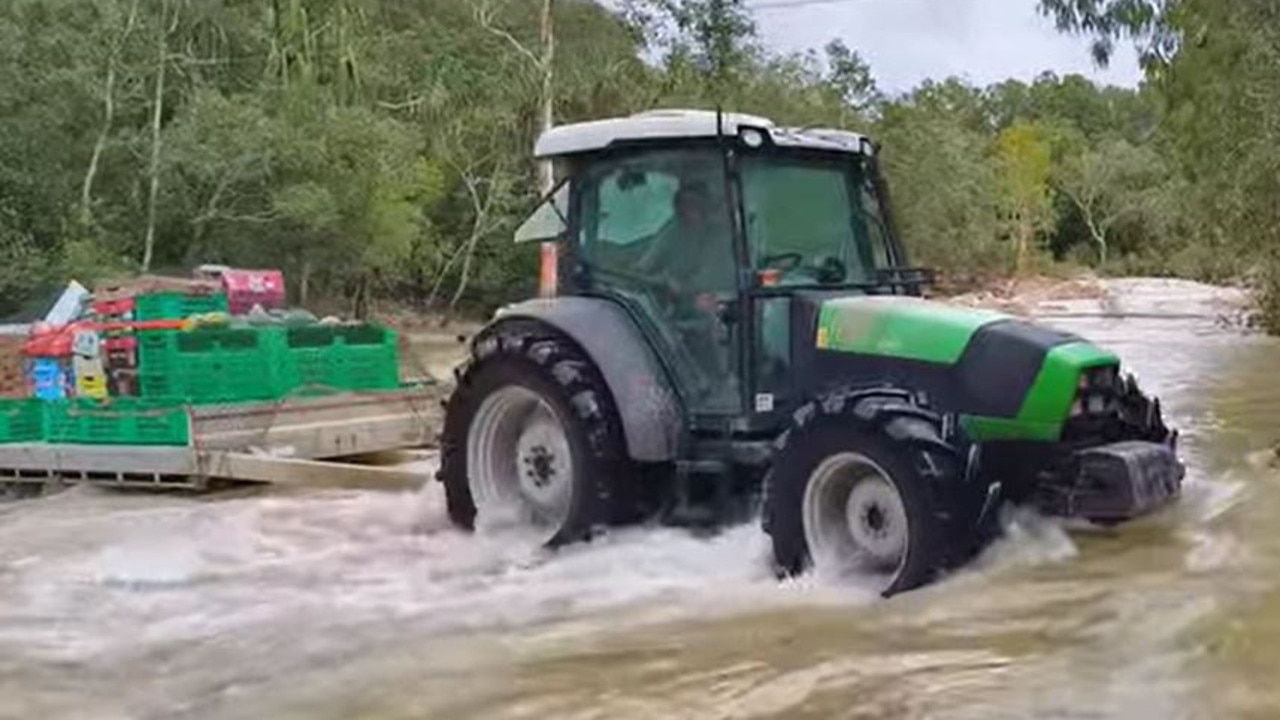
<box><xmin>0</xmin><ymin>399</ymin><xmax>45</xmax><ymax>444</ymax></box>
<box><xmin>137</xmin><ymin>327</ymin><xmax>281</xmax><ymax>368</ymax></box>
<box><xmin>334</xmin><ymin>350</ymin><xmax>400</xmax><ymax>391</ymax></box>
<box><xmin>278</xmin><ymin>324</ymin><xmax>399</xmax><ymax>394</ymax></box>
<box><xmin>136</xmin><ymin>330</ymin><xmax>176</xmax><ymax>367</ymax></box>
<box><xmin>43</xmin><ymin>398</ymin><xmax>190</xmax><ymax>446</ymax></box>
<box><xmin>138</xmin><ymin>354</ymin><xmax>283</xmax><ymax>403</ymax></box>
<box><xmin>136</xmin><ymin>327</ymin><xmax>287</xmax><ymax>403</ymax></box>
<box><xmin>133</xmin><ymin>323</ymin><xmax>399</xmax><ymax>402</ymax></box>
<box><xmin>133</xmin><ymin>292</ymin><xmax>228</xmax><ymax>321</ymax></box>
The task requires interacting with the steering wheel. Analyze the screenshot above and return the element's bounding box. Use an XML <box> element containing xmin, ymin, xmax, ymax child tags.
<box><xmin>815</xmin><ymin>256</ymin><xmax>848</xmax><ymax>284</ymax></box>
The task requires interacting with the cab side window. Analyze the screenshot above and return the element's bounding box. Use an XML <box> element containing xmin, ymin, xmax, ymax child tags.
<box><xmin>594</xmin><ymin>171</ymin><xmax>679</xmax><ymax>249</ymax></box>
<box><xmin>577</xmin><ymin>148</ymin><xmax>732</xmax><ymax>293</ymax></box>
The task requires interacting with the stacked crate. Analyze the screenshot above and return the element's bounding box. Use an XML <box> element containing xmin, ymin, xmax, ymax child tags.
<box><xmin>22</xmin><ymin>325</ymin><xmax>76</xmax><ymax>400</ymax></box>
<box><xmin>28</xmin><ymin>358</ymin><xmax>70</xmax><ymax>400</ymax></box>
<box><xmin>278</xmin><ymin>324</ymin><xmax>400</xmax><ymax>395</ymax></box>
<box><xmin>137</xmin><ymin>327</ymin><xmax>283</xmax><ymax>403</ymax></box>
<box><xmin>220</xmin><ymin>269</ymin><xmax>285</xmax><ymax>315</ymax></box>
<box><xmin>92</xmin><ymin>294</ymin><xmax>138</xmax><ymax>394</ymax></box>
<box><xmin>132</xmin><ymin>322</ymin><xmax>401</xmax><ymax>403</ymax></box>
<box><xmin>92</xmin><ymin>295</ymin><xmax>139</xmax><ymax>397</ymax></box>
<box><xmin>0</xmin><ymin>268</ymin><xmax>406</xmax><ymax>445</ymax></box>
<box><xmin>71</xmin><ymin>329</ymin><xmax>108</xmax><ymax>400</ymax></box>
<box><xmin>0</xmin><ymin>397</ymin><xmax>191</xmax><ymax>446</ymax></box>
<box><xmin>133</xmin><ymin>291</ymin><xmax>229</xmax><ymax>321</ymax></box>
<box><xmin>0</xmin><ymin>398</ymin><xmax>46</xmax><ymax>443</ymax></box>
<box><xmin>43</xmin><ymin>397</ymin><xmax>190</xmax><ymax>446</ymax></box>
<box><xmin>95</xmin><ymin>294</ymin><xmax>137</xmax><ymax>398</ymax></box>
<box><xmin>92</xmin><ymin>286</ymin><xmax>229</xmax><ymax>398</ymax></box>
<box><xmin>102</xmin><ymin>335</ymin><xmax>138</xmax><ymax>396</ymax></box>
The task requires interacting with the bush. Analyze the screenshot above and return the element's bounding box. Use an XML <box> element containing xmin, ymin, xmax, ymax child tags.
<box><xmin>1256</xmin><ymin>253</ymin><xmax>1280</xmax><ymax>335</ymax></box>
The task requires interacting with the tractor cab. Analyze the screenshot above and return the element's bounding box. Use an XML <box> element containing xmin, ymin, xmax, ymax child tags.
<box><xmin>515</xmin><ymin>110</ymin><xmax>930</xmax><ymax>426</ymax></box>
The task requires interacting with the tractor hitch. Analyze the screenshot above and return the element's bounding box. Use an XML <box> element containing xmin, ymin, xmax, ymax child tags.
<box><xmin>1034</xmin><ymin>440</ymin><xmax>1185</xmax><ymax>523</ymax></box>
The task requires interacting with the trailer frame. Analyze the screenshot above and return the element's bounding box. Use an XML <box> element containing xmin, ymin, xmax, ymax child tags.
<box><xmin>0</xmin><ymin>386</ymin><xmax>444</xmax><ymax>493</ymax></box>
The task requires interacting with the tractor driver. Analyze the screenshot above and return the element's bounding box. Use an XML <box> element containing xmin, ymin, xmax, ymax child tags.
<box><xmin>636</xmin><ymin>179</ymin><xmax>737</xmax><ymax>312</ymax></box>
<box><xmin>635</xmin><ymin>179</ymin><xmax>737</xmax><ymax>392</ymax></box>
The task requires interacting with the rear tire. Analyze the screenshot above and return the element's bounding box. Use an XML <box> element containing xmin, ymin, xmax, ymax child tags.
<box><xmin>437</xmin><ymin>321</ymin><xmax>635</xmax><ymax>546</ymax></box>
<box><xmin>764</xmin><ymin>388</ymin><xmax>990</xmax><ymax>597</ymax></box>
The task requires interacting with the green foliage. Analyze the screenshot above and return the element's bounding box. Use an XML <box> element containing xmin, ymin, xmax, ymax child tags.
<box><xmin>1054</xmin><ymin>138</ymin><xmax>1167</xmax><ymax>264</ymax></box>
<box><xmin>876</xmin><ymin>100</ymin><xmax>1004</xmax><ymax>285</ymax></box>
<box><xmin>1036</xmin><ymin>0</ymin><xmax>1178</xmax><ymax>67</ymax></box>
<box><xmin>0</xmin><ymin>0</ymin><xmax>1275</xmax><ymax>327</ymax></box>
<box><xmin>993</xmin><ymin>121</ymin><xmax>1055</xmax><ymax>273</ymax></box>
<box><xmin>823</xmin><ymin>40</ymin><xmax>879</xmax><ymax>113</ymax></box>
<box><xmin>0</xmin><ymin>207</ymin><xmax>52</xmax><ymax>316</ymax></box>
<box><xmin>1045</xmin><ymin>0</ymin><xmax>1280</xmax><ymax>327</ymax></box>
<box><xmin>1258</xmin><ymin>252</ymin><xmax>1280</xmax><ymax>336</ymax></box>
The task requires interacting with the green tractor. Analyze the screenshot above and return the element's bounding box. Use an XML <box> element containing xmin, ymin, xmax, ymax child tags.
<box><xmin>438</xmin><ymin>109</ymin><xmax>1183</xmax><ymax>597</ymax></box>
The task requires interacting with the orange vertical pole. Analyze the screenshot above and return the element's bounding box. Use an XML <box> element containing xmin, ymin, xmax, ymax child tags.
<box><xmin>539</xmin><ymin>242</ymin><xmax>558</xmax><ymax>297</ymax></box>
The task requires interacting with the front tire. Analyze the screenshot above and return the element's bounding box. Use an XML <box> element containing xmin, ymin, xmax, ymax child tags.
<box><xmin>764</xmin><ymin>389</ymin><xmax>989</xmax><ymax>597</ymax></box>
<box><xmin>437</xmin><ymin>321</ymin><xmax>633</xmax><ymax>547</ymax></box>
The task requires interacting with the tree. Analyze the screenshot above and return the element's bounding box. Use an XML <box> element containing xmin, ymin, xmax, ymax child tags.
<box><xmin>632</xmin><ymin>0</ymin><xmax>758</xmax><ymax>99</ymax></box>
<box><xmin>993</xmin><ymin>121</ymin><xmax>1055</xmax><ymax>274</ymax></box>
<box><xmin>1036</xmin><ymin>0</ymin><xmax>1179</xmax><ymax>68</ymax></box>
<box><xmin>3</xmin><ymin>0</ymin><xmax>1262</xmax><ymax>324</ymax></box>
<box><xmin>142</xmin><ymin>0</ymin><xmax>179</xmax><ymax>272</ymax></box>
<box><xmin>81</xmin><ymin>0</ymin><xmax>140</xmax><ymax>231</ymax></box>
<box><xmin>1055</xmin><ymin>139</ymin><xmax>1165</xmax><ymax>264</ymax></box>
<box><xmin>823</xmin><ymin>40</ymin><xmax>879</xmax><ymax>115</ymax></box>
<box><xmin>876</xmin><ymin>99</ymin><xmax>1003</xmax><ymax>285</ymax></box>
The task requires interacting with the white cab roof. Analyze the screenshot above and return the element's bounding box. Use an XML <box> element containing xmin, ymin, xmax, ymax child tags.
<box><xmin>534</xmin><ymin>109</ymin><xmax>873</xmax><ymax>159</ymax></box>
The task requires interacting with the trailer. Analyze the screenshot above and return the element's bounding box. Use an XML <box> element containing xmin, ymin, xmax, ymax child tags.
<box><xmin>0</xmin><ymin>385</ymin><xmax>444</xmax><ymax>495</ymax></box>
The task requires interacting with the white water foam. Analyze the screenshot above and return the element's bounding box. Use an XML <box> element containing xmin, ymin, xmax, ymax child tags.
<box><xmin>0</xmin><ymin>278</ymin><xmax>1257</xmax><ymax>720</ymax></box>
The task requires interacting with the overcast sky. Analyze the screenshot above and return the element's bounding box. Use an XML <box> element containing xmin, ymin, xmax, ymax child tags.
<box><xmin>750</xmin><ymin>0</ymin><xmax>1143</xmax><ymax>94</ymax></box>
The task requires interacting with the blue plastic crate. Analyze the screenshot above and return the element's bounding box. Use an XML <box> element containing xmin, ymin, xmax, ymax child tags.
<box><xmin>27</xmin><ymin>358</ymin><xmax>68</xmax><ymax>400</ymax></box>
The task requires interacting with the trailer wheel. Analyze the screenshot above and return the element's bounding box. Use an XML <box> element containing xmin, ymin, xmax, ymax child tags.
<box><xmin>437</xmin><ymin>321</ymin><xmax>633</xmax><ymax>547</ymax></box>
<box><xmin>764</xmin><ymin>389</ymin><xmax>987</xmax><ymax>597</ymax></box>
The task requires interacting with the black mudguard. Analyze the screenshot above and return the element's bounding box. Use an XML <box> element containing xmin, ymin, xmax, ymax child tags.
<box><xmin>492</xmin><ymin>297</ymin><xmax>684</xmax><ymax>462</ymax></box>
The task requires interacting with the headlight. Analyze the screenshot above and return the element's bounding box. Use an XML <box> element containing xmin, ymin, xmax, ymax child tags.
<box><xmin>1072</xmin><ymin>365</ymin><xmax>1121</xmax><ymax>418</ymax></box>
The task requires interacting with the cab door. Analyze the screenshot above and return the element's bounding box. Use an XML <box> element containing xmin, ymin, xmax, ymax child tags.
<box><xmin>573</xmin><ymin>146</ymin><xmax>744</xmax><ymax>417</ymax></box>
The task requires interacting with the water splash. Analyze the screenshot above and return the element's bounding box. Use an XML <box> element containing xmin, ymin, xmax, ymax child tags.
<box><xmin>0</xmin><ymin>278</ymin><xmax>1264</xmax><ymax>719</ymax></box>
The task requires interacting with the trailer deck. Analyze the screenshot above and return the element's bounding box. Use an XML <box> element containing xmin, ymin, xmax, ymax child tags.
<box><xmin>0</xmin><ymin>386</ymin><xmax>444</xmax><ymax>492</ymax></box>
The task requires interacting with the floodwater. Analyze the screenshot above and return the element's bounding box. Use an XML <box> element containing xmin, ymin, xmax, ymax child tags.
<box><xmin>2</xmin><ymin>278</ymin><xmax>1278</xmax><ymax>720</ymax></box>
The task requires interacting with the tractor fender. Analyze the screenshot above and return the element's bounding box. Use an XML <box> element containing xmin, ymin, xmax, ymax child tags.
<box><xmin>491</xmin><ymin>297</ymin><xmax>683</xmax><ymax>462</ymax></box>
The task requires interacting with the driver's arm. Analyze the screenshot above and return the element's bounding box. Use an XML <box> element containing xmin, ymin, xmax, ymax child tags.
<box><xmin>636</xmin><ymin>220</ymin><xmax>678</xmax><ymax>274</ymax></box>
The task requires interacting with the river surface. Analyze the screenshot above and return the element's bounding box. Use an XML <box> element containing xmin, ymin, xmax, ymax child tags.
<box><xmin>2</xmin><ymin>278</ymin><xmax>1278</xmax><ymax>720</ymax></box>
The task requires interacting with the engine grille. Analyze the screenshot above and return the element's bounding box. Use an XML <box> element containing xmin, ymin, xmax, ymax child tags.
<box><xmin>1061</xmin><ymin>363</ymin><xmax>1173</xmax><ymax>448</ymax></box>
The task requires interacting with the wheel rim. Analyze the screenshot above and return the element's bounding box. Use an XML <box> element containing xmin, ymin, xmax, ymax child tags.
<box><xmin>802</xmin><ymin>452</ymin><xmax>910</xmax><ymax>591</ymax></box>
<box><xmin>467</xmin><ymin>385</ymin><xmax>574</xmax><ymax>541</ymax></box>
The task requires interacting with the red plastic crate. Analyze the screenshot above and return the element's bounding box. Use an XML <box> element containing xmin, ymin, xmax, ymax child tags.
<box><xmin>221</xmin><ymin>270</ymin><xmax>284</xmax><ymax>315</ymax></box>
<box><xmin>22</xmin><ymin>321</ymin><xmax>92</xmax><ymax>359</ymax></box>
<box><xmin>102</xmin><ymin>336</ymin><xmax>138</xmax><ymax>352</ymax></box>
<box><xmin>93</xmin><ymin>297</ymin><xmax>136</xmax><ymax>317</ymax></box>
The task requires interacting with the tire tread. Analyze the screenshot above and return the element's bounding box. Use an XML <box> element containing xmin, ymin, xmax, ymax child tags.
<box><xmin>438</xmin><ymin>320</ymin><xmax>632</xmax><ymax>542</ymax></box>
<box><xmin>764</xmin><ymin>385</ymin><xmax>989</xmax><ymax>596</ymax></box>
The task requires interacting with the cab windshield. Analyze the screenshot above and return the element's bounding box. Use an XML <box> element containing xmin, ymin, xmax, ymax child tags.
<box><xmin>740</xmin><ymin>152</ymin><xmax>893</xmax><ymax>286</ymax></box>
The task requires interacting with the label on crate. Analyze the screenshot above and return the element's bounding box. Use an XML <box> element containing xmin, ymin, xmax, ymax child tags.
<box><xmin>72</xmin><ymin>331</ymin><xmax>101</xmax><ymax>359</ymax></box>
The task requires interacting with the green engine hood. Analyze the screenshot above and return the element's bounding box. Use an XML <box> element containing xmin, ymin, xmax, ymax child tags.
<box><xmin>811</xmin><ymin>296</ymin><xmax>1119</xmax><ymax>442</ymax></box>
